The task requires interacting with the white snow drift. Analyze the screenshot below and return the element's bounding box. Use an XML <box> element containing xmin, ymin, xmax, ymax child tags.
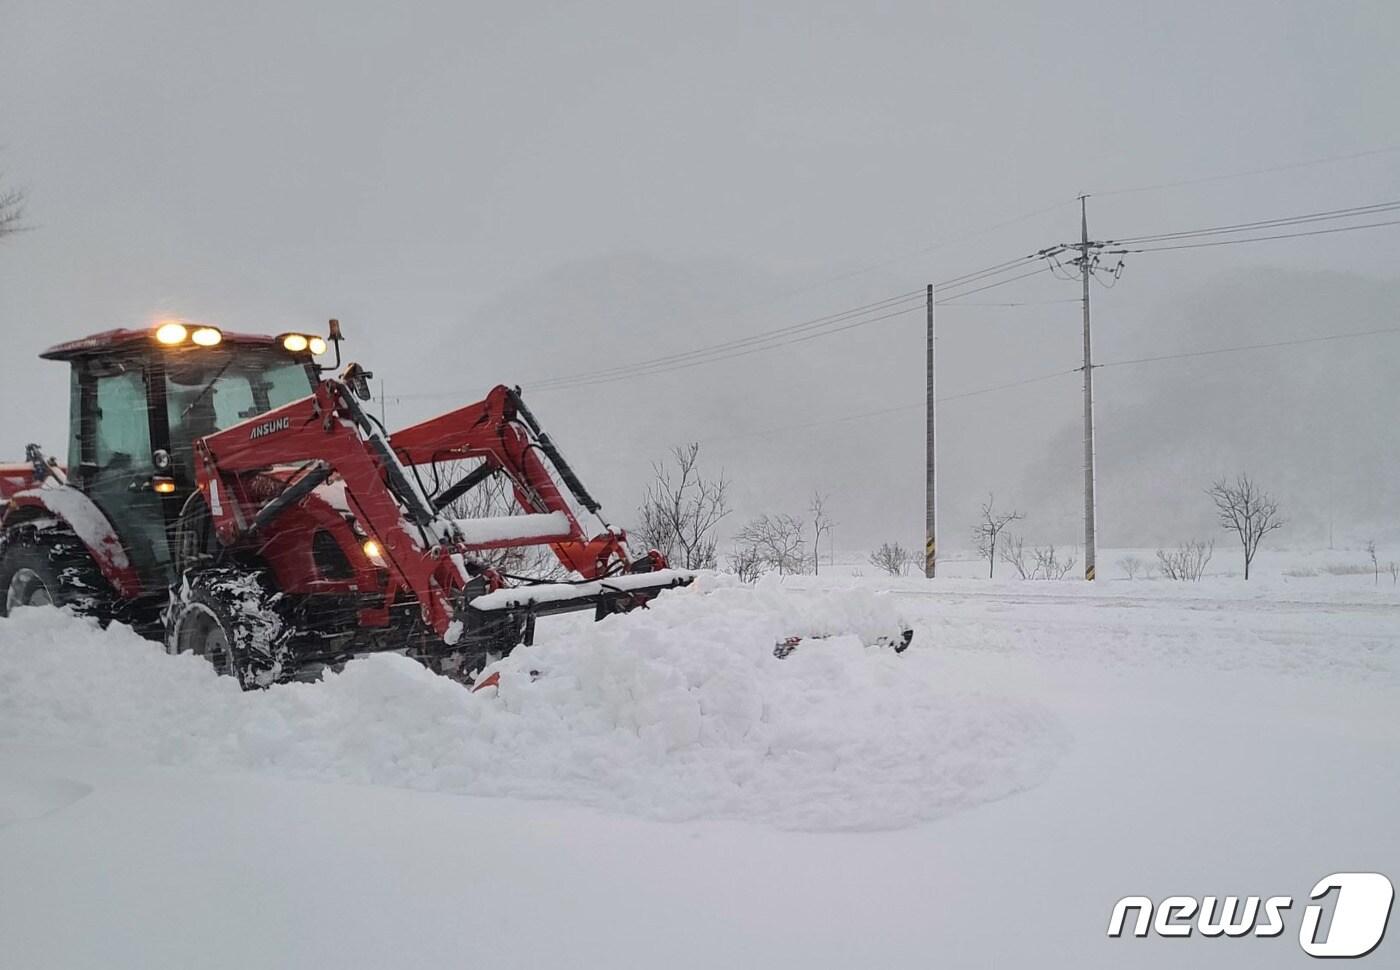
<box><xmin>0</xmin><ymin>575</ymin><xmax>1063</xmax><ymax>831</ymax></box>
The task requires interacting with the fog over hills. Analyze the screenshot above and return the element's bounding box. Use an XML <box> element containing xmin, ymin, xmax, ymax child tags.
<box><xmin>1023</xmin><ymin>269</ymin><xmax>1400</xmax><ymax>550</ymax></box>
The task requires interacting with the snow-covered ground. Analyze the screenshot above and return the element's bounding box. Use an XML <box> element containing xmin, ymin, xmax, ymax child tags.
<box><xmin>1</xmin><ymin>569</ymin><xmax>1396</xmax><ymax>968</ymax></box>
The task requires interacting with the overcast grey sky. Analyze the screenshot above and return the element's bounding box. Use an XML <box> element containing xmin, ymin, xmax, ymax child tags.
<box><xmin>2</xmin><ymin>0</ymin><xmax>1397</xmax><ymax>556</ymax></box>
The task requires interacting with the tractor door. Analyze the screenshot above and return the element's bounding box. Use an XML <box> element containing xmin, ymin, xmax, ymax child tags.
<box><xmin>68</xmin><ymin>357</ymin><xmax>174</xmax><ymax>588</ymax></box>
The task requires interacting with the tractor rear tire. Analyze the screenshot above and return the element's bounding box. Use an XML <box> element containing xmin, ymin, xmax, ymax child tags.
<box><xmin>0</xmin><ymin>521</ymin><xmax>113</xmax><ymax>620</ymax></box>
<box><xmin>165</xmin><ymin>568</ymin><xmax>292</xmax><ymax>690</ymax></box>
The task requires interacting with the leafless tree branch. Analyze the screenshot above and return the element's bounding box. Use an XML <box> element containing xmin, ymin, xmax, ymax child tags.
<box><xmin>635</xmin><ymin>443</ymin><xmax>730</xmax><ymax>569</ymax></box>
<box><xmin>809</xmin><ymin>492</ymin><xmax>834</xmax><ymax>575</ymax></box>
<box><xmin>869</xmin><ymin>541</ymin><xmax>915</xmax><ymax>577</ymax></box>
<box><xmin>1207</xmin><ymin>474</ymin><xmax>1284</xmax><ymax>581</ymax></box>
<box><xmin>0</xmin><ymin>184</ymin><xmax>25</xmax><ymax>240</ymax></box>
<box><xmin>972</xmin><ymin>493</ymin><xmax>1023</xmax><ymax>578</ymax></box>
<box><xmin>733</xmin><ymin>513</ymin><xmax>806</xmax><ymax>576</ymax></box>
<box><xmin>1156</xmin><ymin>539</ymin><xmax>1214</xmax><ymax>581</ymax></box>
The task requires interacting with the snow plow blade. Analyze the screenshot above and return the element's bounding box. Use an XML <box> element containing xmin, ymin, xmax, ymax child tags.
<box><xmin>466</xmin><ymin>569</ymin><xmax>695</xmax><ymax>618</ymax></box>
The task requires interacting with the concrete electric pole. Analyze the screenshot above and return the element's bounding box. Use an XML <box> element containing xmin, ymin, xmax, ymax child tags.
<box><xmin>1077</xmin><ymin>196</ymin><xmax>1099</xmax><ymax>580</ymax></box>
<box><xmin>925</xmin><ymin>283</ymin><xmax>937</xmax><ymax>578</ymax></box>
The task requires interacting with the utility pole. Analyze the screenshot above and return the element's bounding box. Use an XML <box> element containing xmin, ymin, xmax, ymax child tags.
<box><xmin>925</xmin><ymin>283</ymin><xmax>937</xmax><ymax>578</ymax></box>
<box><xmin>379</xmin><ymin>378</ymin><xmax>387</xmax><ymax>426</ymax></box>
<box><xmin>1078</xmin><ymin>196</ymin><xmax>1099</xmax><ymax>581</ymax></box>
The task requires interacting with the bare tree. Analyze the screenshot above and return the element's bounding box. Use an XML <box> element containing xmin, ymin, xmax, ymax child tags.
<box><xmin>0</xmin><ymin>181</ymin><xmax>23</xmax><ymax>240</ymax></box>
<box><xmin>1002</xmin><ymin>536</ymin><xmax>1077</xmax><ymax>579</ymax></box>
<box><xmin>1118</xmin><ymin>554</ymin><xmax>1145</xmax><ymax>580</ymax></box>
<box><xmin>972</xmin><ymin>494</ymin><xmax>1023</xmax><ymax>578</ymax></box>
<box><xmin>727</xmin><ymin>542</ymin><xmax>764</xmax><ymax>583</ymax></box>
<box><xmin>1207</xmin><ymin>474</ymin><xmax>1284</xmax><ymax>581</ymax></box>
<box><xmin>869</xmin><ymin>541</ymin><xmax>915</xmax><ymax>577</ymax></box>
<box><xmin>1156</xmin><ymin>539</ymin><xmax>1214</xmax><ymax>581</ymax></box>
<box><xmin>1367</xmin><ymin>540</ymin><xmax>1378</xmax><ymax>585</ymax></box>
<box><xmin>1390</xmin><ymin>561</ymin><xmax>1398</xmax><ymax>586</ymax></box>
<box><xmin>809</xmin><ymin>492</ymin><xmax>834</xmax><ymax>576</ymax></box>
<box><xmin>1001</xmin><ymin>534</ymin><xmax>1030</xmax><ymax>579</ymax></box>
<box><xmin>734</xmin><ymin>514</ymin><xmax>806</xmax><ymax>576</ymax></box>
<box><xmin>635</xmin><ymin>443</ymin><xmax>730</xmax><ymax>569</ymax></box>
<box><xmin>1032</xmin><ymin>544</ymin><xmax>1077</xmax><ymax>580</ymax></box>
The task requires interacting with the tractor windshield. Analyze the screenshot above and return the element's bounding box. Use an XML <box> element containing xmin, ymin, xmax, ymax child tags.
<box><xmin>165</xmin><ymin>350</ymin><xmax>314</xmax><ymax>478</ymax></box>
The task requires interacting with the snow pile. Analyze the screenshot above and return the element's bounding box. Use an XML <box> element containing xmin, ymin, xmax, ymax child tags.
<box><xmin>0</xmin><ymin>578</ymin><xmax>1064</xmax><ymax>830</ymax></box>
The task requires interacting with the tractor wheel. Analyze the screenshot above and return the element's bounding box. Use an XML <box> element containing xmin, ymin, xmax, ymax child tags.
<box><xmin>0</xmin><ymin>521</ymin><xmax>113</xmax><ymax>620</ymax></box>
<box><xmin>165</xmin><ymin>568</ymin><xmax>292</xmax><ymax>689</ymax></box>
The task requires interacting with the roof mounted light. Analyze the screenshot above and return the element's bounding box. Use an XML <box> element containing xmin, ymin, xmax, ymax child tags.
<box><xmin>155</xmin><ymin>322</ymin><xmax>188</xmax><ymax>345</ymax></box>
<box><xmin>281</xmin><ymin>333</ymin><xmax>309</xmax><ymax>353</ymax></box>
<box><xmin>308</xmin><ymin>336</ymin><xmax>328</xmax><ymax>356</ymax></box>
<box><xmin>191</xmin><ymin>327</ymin><xmax>223</xmax><ymax>347</ymax></box>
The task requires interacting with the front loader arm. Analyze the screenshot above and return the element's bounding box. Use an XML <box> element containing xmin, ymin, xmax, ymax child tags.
<box><xmin>194</xmin><ymin>374</ymin><xmax>684</xmax><ymax>647</ymax></box>
<box><xmin>389</xmin><ymin>385</ymin><xmax>638</xmax><ymax>579</ymax></box>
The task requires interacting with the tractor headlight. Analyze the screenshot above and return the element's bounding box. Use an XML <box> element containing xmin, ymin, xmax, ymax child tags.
<box><xmin>308</xmin><ymin>336</ymin><xmax>328</xmax><ymax>356</ymax></box>
<box><xmin>362</xmin><ymin>538</ymin><xmax>387</xmax><ymax>566</ymax></box>
<box><xmin>155</xmin><ymin>322</ymin><xmax>188</xmax><ymax>345</ymax></box>
<box><xmin>191</xmin><ymin>326</ymin><xmax>223</xmax><ymax>347</ymax></box>
<box><xmin>281</xmin><ymin>333</ymin><xmax>310</xmax><ymax>353</ymax></box>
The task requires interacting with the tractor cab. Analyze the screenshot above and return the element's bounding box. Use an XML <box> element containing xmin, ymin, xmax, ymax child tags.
<box><xmin>39</xmin><ymin>323</ymin><xmax>320</xmax><ymax>586</ymax></box>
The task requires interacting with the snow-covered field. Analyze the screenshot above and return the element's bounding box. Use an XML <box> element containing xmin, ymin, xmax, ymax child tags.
<box><xmin>1</xmin><ymin>568</ymin><xmax>1397</xmax><ymax>968</ymax></box>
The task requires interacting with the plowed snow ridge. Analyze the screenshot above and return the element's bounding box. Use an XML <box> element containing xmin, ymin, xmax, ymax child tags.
<box><xmin>0</xmin><ymin>576</ymin><xmax>1064</xmax><ymax>830</ymax></box>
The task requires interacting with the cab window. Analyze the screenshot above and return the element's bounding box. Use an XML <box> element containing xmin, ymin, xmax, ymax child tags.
<box><xmin>165</xmin><ymin>351</ymin><xmax>314</xmax><ymax>479</ymax></box>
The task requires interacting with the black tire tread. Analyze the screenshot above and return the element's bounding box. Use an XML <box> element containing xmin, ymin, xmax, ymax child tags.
<box><xmin>0</xmin><ymin>520</ymin><xmax>115</xmax><ymax>620</ymax></box>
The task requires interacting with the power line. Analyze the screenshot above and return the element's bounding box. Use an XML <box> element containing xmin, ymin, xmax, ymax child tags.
<box><xmin>934</xmin><ymin>255</ymin><xmax>1039</xmax><ymax>290</ymax></box>
<box><xmin>1098</xmin><ymin>325</ymin><xmax>1400</xmax><ymax>369</ymax></box>
<box><xmin>519</xmin><ymin>200</ymin><xmax>1400</xmax><ymax>401</ymax></box>
<box><xmin>1109</xmin><ymin>200</ymin><xmax>1400</xmax><ymax>246</ymax></box>
<box><xmin>525</xmin><ymin>255</ymin><xmax>1044</xmax><ymax>391</ymax></box>
<box><xmin>507</xmin><ymin>262</ymin><xmax>1056</xmax><ymax>395</ymax></box>
<box><xmin>526</xmin><ymin>290</ymin><xmax>927</xmax><ymax>390</ymax></box>
<box><xmin>696</xmin><ymin>324</ymin><xmax>1400</xmax><ymax>449</ymax></box>
<box><xmin>936</xmin><ymin>265</ymin><xmax>1052</xmax><ymax>303</ymax></box>
<box><xmin>1110</xmin><ymin>217</ymin><xmax>1400</xmax><ymax>254</ymax></box>
<box><xmin>697</xmin><ymin>367</ymin><xmax>1078</xmax><ymax>445</ymax></box>
<box><xmin>938</xmin><ymin>299</ymin><xmax>1081</xmax><ymax>307</ymax></box>
<box><xmin>399</xmin><ymin>190</ymin><xmax>1400</xmax><ymax>405</ymax></box>
<box><xmin>768</xmin><ymin>197</ymin><xmax>1077</xmax><ymax>293</ymax></box>
<box><xmin>530</xmin><ymin>302</ymin><xmax>929</xmax><ymax>392</ymax></box>
<box><xmin>937</xmin><ymin>367</ymin><xmax>1079</xmax><ymax>402</ymax></box>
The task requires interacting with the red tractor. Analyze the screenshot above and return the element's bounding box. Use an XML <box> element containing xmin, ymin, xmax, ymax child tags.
<box><xmin>0</xmin><ymin>320</ymin><xmax>690</xmax><ymax>686</ymax></box>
